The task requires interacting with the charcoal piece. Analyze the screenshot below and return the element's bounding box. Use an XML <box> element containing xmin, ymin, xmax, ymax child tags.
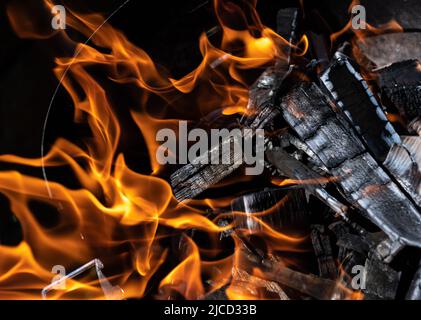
<box><xmin>336</xmin><ymin>234</ymin><xmax>369</xmax><ymax>255</ymax></box>
<box><xmin>329</xmin><ymin>221</ymin><xmax>371</xmax><ymax>256</ymax></box>
<box><xmin>364</xmin><ymin>258</ymin><xmax>401</xmax><ymax>300</ymax></box>
<box><xmin>266</xmin><ymin>148</ymin><xmax>347</xmax><ymax>215</ymax></box>
<box><xmin>406</xmin><ymin>261</ymin><xmax>421</xmax><ymax>300</ymax></box>
<box><xmin>280</xmin><ymin>82</ymin><xmax>421</xmax><ymax>249</ymax></box>
<box><xmin>383</xmin><ymin>136</ymin><xmax>421</xmax><ymax>207</ymax></box>
<box><xmin>356</xmin><ymin>33</ymin><xmax>421</xmax><ymax>69</ymax></box>
<box><xmin>377</xmin><ymin>59</ymin><xmax>421</xmax><ymax>121</ymax></box>
<box><xmin>311</xmin><ymin>225</ymin><xmax>337</xmax><ymax>279</ymax></box>
<box><xmin>329</xmin><ymin>221</ymin><xmax>369</xmax><ymax>276</ymax></box>
<box><xmin>231</xmin><ymin>268</ymin><xmax>290</xmax><ymax>300</ymax></box>
<box><xmin>171</xmin><ymin>105</ymin><xmax>278</xmax><ymax>201</ymax></box>
<box><xmin>321</xmin><ymin>53</ymin><xmax>400</xmax><ymax>162</ymax></box>
<box><xmin>378</xmin><ymin>59</ymin><xmax>421</xmax><ymax>86</ymax></box>
<box><xmin>231</xmin><ymin>188</ymin><xmax>309</xmax><ymax>235</ymax></box>
<box><xmin>373</xmin><ymin>238</ymin><xmax>405</xmax><ymax>264</ymax></box>
<box><xmin>330</xmin><ymin>153</ymin><xmax>389</xmax><ymax>196</ymax></box>
<box><xmin>329</xmin><ymin>222</ymin><xmax>353</xmax><ymax>257</ymax></box>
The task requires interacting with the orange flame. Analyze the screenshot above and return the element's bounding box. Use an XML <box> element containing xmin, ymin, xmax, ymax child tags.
<box><xmin>0</xmin><ymin>0</ymin><xmax>358</xmax><ymax>300</ymax></box>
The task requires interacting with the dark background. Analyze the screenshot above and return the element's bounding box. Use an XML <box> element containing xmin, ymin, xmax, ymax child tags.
<box><xmin>1</xmin><ymin>0</ymin><xmax>415</xmax><ymax>158</ymax></box>
<box><xmin>0</xmin><ymin>0</ymin><xmax>301</xmax><ymax>157</ymax></box>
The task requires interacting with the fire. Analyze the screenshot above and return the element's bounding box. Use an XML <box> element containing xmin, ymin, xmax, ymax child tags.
<box><xmin>0</xmin><ymin>0</ymin><xmax>357</xmax><ymax>300</ymax></box>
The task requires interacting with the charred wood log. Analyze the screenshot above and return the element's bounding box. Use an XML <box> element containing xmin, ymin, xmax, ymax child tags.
<box><xmin>320</xmin><ymin>54</ymin><xmax>421</xmax><ymax>206</ymax></box>
<box><xmin>329</xmin><ymin>221</ymin><xmax>370</xmax><ymax>256</ymax></box>
<box><xmin>170</xmin><ymin>104</ymin><xmax>277</xmax><ymax>201</ymax></box>
<box><xmin>320</xmin><ymin>53</ymin><xmax>400</xmax><ymax>162</ymax></box>
<box><xmin>231</xmin><ymin>188</ymin><xmax>309</xmax><ymax>236</ymax></box>
<box><xmin>279</xmin><ymin>82</ymin><xmax>421</xmax><ymax>251</ymax></box>
<box><xmin>383</xmin><ymin>136</ymin><xmax>421</xmax><ymax>207</ymax></box>
<box><xmin>266</xmin><ymin>147</ymin><xmax>348</xmax><ymax>216</ymax></box>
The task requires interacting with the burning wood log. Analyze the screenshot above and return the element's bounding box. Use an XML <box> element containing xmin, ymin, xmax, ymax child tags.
<box><xmin>171</xmin><ymin>63</ymin><xmax>291</xmax><ymax>202</ymax></box>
